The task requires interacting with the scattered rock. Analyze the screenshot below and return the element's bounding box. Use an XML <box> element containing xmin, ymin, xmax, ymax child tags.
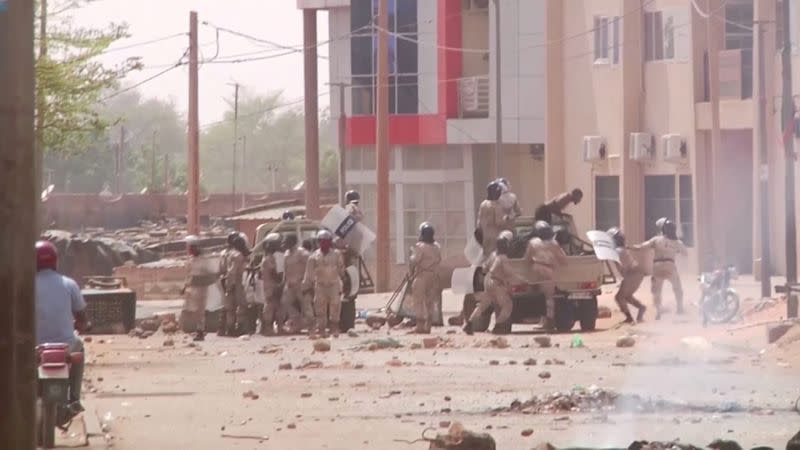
<box><xmin>128</xmin><ymin>327</ymin><xmax>144</xmax><ymax>338</ymax></box>
<box><xmin>616</xmin><ymin>336</ymin><xmax>636</xmax><ymax>348</ymax></box>
<box><xmin>242</xmin><ymin>390</ymin><xmax>259</xmax><ymax>400</ymax></box>
<box><xmin>552</xmin><ymin>358</ymin><xmax>565</xmax><ymax>366</ymax></box>
<box><xmin>161</xmin><ymin>321</ymin><xmax>179</xmax><ymax>334</ymax></box>
<box><xmin>534</xmin><ymin>336</ymin><xmax>552</xmax><ymax>348</ymax></box>
<box><xmin>258</xmin><ymin>346</ymin><xmax>282</xmax><ymax>355</ymax></box>
<box><xmin>386</xmin><ymin>358</ymin><xmax>404</xmax><ymax>367</ymax></box>
<box><xmin>439</xmin><ymin>420</ymin><xmax>451</xmax><ymax>428</ymax></box>
<box><xmin>84</xmin><ymin>336</ymin><xmax>93</xmax><ymax>343</ymax></box>
<box><xmin>139</xmin><ymin>319</ymin><xmax>159</xmax><ymax>332</ymax></box>
<box><xmin>225</xmin><ymin>368</ymin><xmax>246</xmax><ymax>374</ymax></box>
<box><xmin>297</xmin><ymin>360</ymin><xmax>324</xmax><ymax>370</ymax></box>
<box><xmin>354</xmin><ymin>363</ymin><xmax>364</xmax><ymax>369</ymax></box>
<box><xmin>508</xmin><ymin>360</ymin><xmax>517</xmax><ymax>365</ymax></box>
<box><xmin>523</xmin><ymin>358</ymin><xmax>537</xmax><ymax>366</ymax></box>
<box><xmin>544</xmin><ymin>359</ymin><xmax>552</xmax><ymax>366</ymax></box>
<box><xmin>597</xmin><ymin>305</ymin><xmax>613</xmax><ymax>319</ymax></box>
<box><xmin>347</xmin><ymin>330</ymin><xmax>359</xmax><ymax>338</ymax></box>
<box><xmin>489</xmin><ymin>336</ymin><xmax>510</xmax><ymax>349</ymax></box>
<box><xmin>489</xmin><ymin>360</ymin><xmax>500</xmax><ymax>366</ymax></box>
<box><xmin>328</xmin><ymin>397</ymin><xmax>339</xmax><ymax>402</ymax></box>
<box><xmin>365</xmin><ymin>315</ymin><xmax>387</xmax><ymax>329</ymax></box>
<box><xmin>447</xmin><ymin>316</ymin><xmax>464</xmax><ymax>326</ymax></box>
<box><xmin>423</xmin><ymin>337</ymin><xmax>441</xmax><ymax>349</ymax></box>
<box><xmin>360</xmin><ymin>337</ymin><xmax>402</xmax><ymax>351</ymax></box>
<box><xmin>428</xmin><ymin>422</ymin><xmax>496</xmax><ymax>450</ymax></box>
<box><xmin>237</xmin><ymin>334</ymin><xmax>251</xmax><ymax>341</ymax></box>
<box><xmin>278</xmin><ymin>363</ymin><xmax>293</xmax><ymax>370</ymax></box>
<box><xmin>521</xmin><ymin>429</ymin><xmax>534</xmax><ymax>437</ymax></box>
<box><xmin>410</xmin><ymin>343</ymin><xmax>422</xmax><ymax>350</ymax></box>
<box><xmin>287</xmin><ymin>423</ymin><xmax>296</xmax><ymax>430</ymax></box>
<box><xmin>535</xmin><ymin>443</ymin><xmax>557</xmax><ymax>450</ymax></box>
<box><xmin>162</xmin><ymin>338</ymin><xmax>174</xmax><ymax>347</ymax></box>
<box><xmin>538</xmin><ymin>371</ymin><xmax>551</xmax><ymax>379</ymax></box>
<box><xmin>313</xmin><ymin>340</ymin><xmax>331</xmax><ymax>352</ymax></box>
<box><xmin>300</xmin><ymin>393</ymin><xmax>312</xmax><ymax>398</ymax></box>
<box><xmin>444</xmin><ymin>396</ymin><xmax>451</xmax><ymax>401</ymax></box>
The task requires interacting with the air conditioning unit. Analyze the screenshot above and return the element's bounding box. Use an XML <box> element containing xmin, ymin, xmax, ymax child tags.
<box><xmin>662</xmin><ymin>134</ymin><xmax>688</xmax><ymax>162</ymax></box>
<box><xmin>629</xmin><ymin>132</ymin><xmax>655</xmax><ymax>162</ymax></box>
<box><xmin>583</xmin><ymin>136</ymin><xmax>607</xmax><ymax>162</ymax></box>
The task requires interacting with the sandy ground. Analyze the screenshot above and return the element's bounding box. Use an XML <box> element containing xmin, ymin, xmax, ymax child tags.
<box><xmin>66</xmin><ymin>275</ymin><xmax>800</xmax><ymax>449</ymax></box>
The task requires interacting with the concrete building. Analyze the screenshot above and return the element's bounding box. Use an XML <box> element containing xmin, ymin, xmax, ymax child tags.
<box><xmin>299</xmin><ymin>0</ymin><xmax>800</xmax><ymax>278</ymax></box>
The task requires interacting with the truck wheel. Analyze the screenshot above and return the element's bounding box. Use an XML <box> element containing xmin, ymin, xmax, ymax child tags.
<box><xmin>578</xmin><ymin>297</ymin><xmax>598</xmax><ymax>331</ymax></box>
<box><xmin>339</xmin><ymin>300</ymin><xmax>356</xmax><ymax>332</ymax></box>
<box><xmin>554</xmin><ymin>300</ymin><xmax>576</xmax><ymax>333</ymax></box>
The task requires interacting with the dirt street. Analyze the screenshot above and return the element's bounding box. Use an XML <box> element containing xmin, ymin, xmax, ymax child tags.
<box><xmin>75</xmin><ymin>276</ymin><xmax>799</xmax><ymax>449</ymax></box>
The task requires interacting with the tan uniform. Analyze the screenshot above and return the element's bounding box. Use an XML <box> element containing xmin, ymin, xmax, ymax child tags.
<box><xmin>409</xmin><ymin>241</ymin><xmax>442</xmax><ymax>333</ymax></box>
<box><xmin>180</xmin><ymin>254</ymin><xmax>217</xmax><ymax>332</ymax></box>
<box><xmin>260</xmin><ymin>252</ymin><xmax>282</xmax><ymax>332</ymax></box>
<box><xmin>470</xmin><ymin>252</ymin><xmax>516</xmax><ymax>326</ymax></box>
<box><xmin>524</xmin><ymin>237</ymin><xmax>567</xmax><ymax>320</ymax></box>
<box><xmin>345</xmin><ymin>202</ymin><xmax>364</xmax><ymax>222</ymax></box>
<box><xmin>639</xmin><ymin>235</ymin><xmax>687</xmax><ymax>313</ymax></box>
<box><xmin>499</xmin><ymin>191</ymin><xmax>522</xmax><ymax>231</ymax></box>
<box><xmin>303</xmin><ymin>248</ymin><xmax>345</xmax><ymax>332</ymax></box>
<box><xmin>614</xmin><ymin>247</ymin><xmax>646</xmax><ymax>316</ymax></box>
<box><xmin>477</xmin><ymin>199</ymin><xmax>504</xmax><ymax>257</ymax></box>
<box><xmin>220</xmin><ymin>248</ymin><xmax>247</xmax><ymax>331</ymax></box>
<box><xmin>281</xmin><ymin>247</ymin><xmax>313</xmax><ymax>331</ymax></box>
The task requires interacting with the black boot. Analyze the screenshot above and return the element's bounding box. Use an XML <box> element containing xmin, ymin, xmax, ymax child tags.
<box><xmin>491</xmin><ymin>322</ymin><xmax>511</xmax><ymax>334</ymax></box>
<box><xmin>636</xmin><ymin>306</ymin><xmax>647</xmax><ymax>322</ymax></box>
<box><xmin>622</xmin><ymin>313</ymin><xmax>634</xmax><ymax>324</ymax></box>
<box><xmin>463</xmin><ymin>321</ymin><xmax>474</xmax><ymax>335</ymax></box>
<box><xmin>193</xmin><ymin>330</ymin><xmax>205</xmax><ymax>341</ymax></box>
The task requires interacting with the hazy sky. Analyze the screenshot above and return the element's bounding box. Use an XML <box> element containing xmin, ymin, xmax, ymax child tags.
<box><xmin>71</xmin><ymin>0</ymin><xmax>331</xmax><ymax>125</ymax></box>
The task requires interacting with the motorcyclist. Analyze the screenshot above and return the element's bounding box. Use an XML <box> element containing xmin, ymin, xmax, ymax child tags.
<box><xmin>260</xmin><ymin>233</ymin><xmax>283</xmax><ymax>336</ymax></box>
<box><xmin>476</xmin><ymin>181</ymin><xmax>505</xmax><ymax>258</ymax></box>
<box><xmin>524</xmin><ymin>221</ymin><xmax>567</xmax><ymax>330</ymax></box>
<box><xmin>344</xmin><ymin>190</ymin><xmax>364</xmax><ymax>222</ymax></box>
<box><xmin>35</xmin><ymin>240</ymin><xmax>88</xmax><ymax>414</ymax></box>
<box><xmin>409</xmin><ymin>222</ymin><xmax>442</xmax><ymax>334</ymax></box>
<box><xmin>634</xmin><ymin>218</ymin><xmax>687</xmax><ymax>319</ymax></box>
<box><xmin>303</xmin><ymin>229</ymin><xmax>345</xmax><ymax>337</ymax></box>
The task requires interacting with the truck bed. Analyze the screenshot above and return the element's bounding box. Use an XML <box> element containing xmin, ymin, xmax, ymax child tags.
<box><xmin>505</xmin><ymin>255</ymin><xmax>606</xmax><ymax>289</ymax></box>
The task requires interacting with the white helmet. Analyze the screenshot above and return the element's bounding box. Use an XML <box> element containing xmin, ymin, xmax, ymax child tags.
<box><xmin>265</xmin><ymin>233</ymin><xmax>281</xmax><ymax>243</ymax></box>
<box><xmin>317</xmin><ymin>229</ymin><xmax>333</xmax><ymax>241</ymax></box>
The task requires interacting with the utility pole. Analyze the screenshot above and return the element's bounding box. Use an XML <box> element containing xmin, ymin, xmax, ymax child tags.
<box><xmin>116</xmin><ymin>125</ymin><xmax>125</xmax><ymax>194</ymax></box>
<box><xmin>493</xmin><ymin>0</ymin><xmax>502</xmax><ymax>178</ymax></box>
<box><xmin>230</xmin><ymin>82</ymin><xmax>239</xmax><ymax>213</ymax></box>
<box><xmin>376</xmin><ymin>0</ymin><xmax>391</xmax><ymax>292</ymax></box>
<box><xmin>781</xmin><ymin>0</ymin><xmax>798</xmax><ymax>318</ymax></box>
<box><xmin>187</xmin><ymin>11</ymin><xmax>200</xmax><ymax>235</ymax></box>
<box><xmin>329</xmin><ymin>82</ymin><xmax>348</xmax><ymax>202</ymax></box>
<box><xmin>240</xmin><ymin>135</ymin><xmax>247</xmax><ymax>209</ymax></box>
<box><xmin>0</xmin><ymin>0</ymin><xmax>37</xmax><ymax>448</ymax></box>
<box><xmin>36</xmin><ymin>0</ymin><xmax>46</xmax><ymax>153</ymax></box>
<box><xmin>755</xmin><ymin>21</ymin><xmax>771</xmax><ymax>298</ymax></box>
<box><xmin>302</xmin><ymin>9</ymin><xmax>321</xmax><ymax>219</ymax></box>
<box><xmin>705</xmin><ymin>0</ymin><xmax>723</xmax><ymax>270</ymax></box>
<box><xmin>151</xmin><ymin>130</ymin><xmax>158</xmax><ymax>191</ymax></box>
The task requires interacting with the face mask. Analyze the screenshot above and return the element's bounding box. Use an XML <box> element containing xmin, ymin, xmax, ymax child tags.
<box><xmin>319</xmin><ymin>239</ymin><xmax>332</xmax><ymax>253</ymax></box>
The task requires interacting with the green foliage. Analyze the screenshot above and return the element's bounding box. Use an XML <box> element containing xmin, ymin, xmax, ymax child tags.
<box><xmin>36</xmin><ymin>0</ymin><xmax>142</xmax><ymax>153</ymax></box>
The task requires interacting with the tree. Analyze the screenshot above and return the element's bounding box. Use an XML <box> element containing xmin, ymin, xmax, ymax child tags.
<box><xmin>36</xmin><ymin>0</ymin><xmax>142</xmax><ymax>153</ymax></box>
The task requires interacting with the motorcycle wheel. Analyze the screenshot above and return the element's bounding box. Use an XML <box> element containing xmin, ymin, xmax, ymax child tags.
<box><xmin>704</xmin><ymin>289</ymin><xmax>740</xmax><ymax>325</ymax></box>
<box><xmin>41</xmin><ymin>399</ymin><xmax>57</xmax><ymax>448</ymax></box>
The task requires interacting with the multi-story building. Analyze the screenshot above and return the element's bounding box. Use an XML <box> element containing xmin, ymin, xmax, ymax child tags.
<box><xmin>298</xmin><ymin>0</ymin><xmax>800</xmax><ymax>279</ymax></box>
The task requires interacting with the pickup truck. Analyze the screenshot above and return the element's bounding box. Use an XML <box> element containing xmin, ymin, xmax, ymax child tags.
<box><xmin>462</xmin><ymin>214</ymin><xmax>614</xmax><ymax>333</ymax></box>
<box><xmin>250</xmin><ymin>218</ymin><xmax>375</xmax><ymax>332</ymax></box>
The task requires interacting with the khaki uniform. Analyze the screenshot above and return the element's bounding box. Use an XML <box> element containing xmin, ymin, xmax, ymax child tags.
<box><xmin>499</xmin><ymin>191</ymin><xmax>522</xmax><ymax>231</ymax></box>
<box><xmin>477</xmin><ymin>199</ymin><xmax>504</xmax><ymax>257</ymax></box>
<box><xmin>345</xmin><ymin>202</ymin><xmax>364</xmax><ymax>222</ymax></box>
<box><xmin>304</xmin><ymin>248</ymin><xmax>345</xmax><ymax>333</ymax></box>
<box><xmin>409</xmin><ymin>241</ymin><xmax>442</xmax><ymax>333</ymax></box>
<box><xmin>614</xmin><ymin>247</ymin><xmax>646</xmax><ymax>316</ymax></box>
<box><xmin>524</xmin><ymin>238</ymin><xmax>567</xmax><ymax>320</ymax></box>
<box><xmin>260</xmin><ymin>252</ymin><xmax>282</xmax><ymax>333</ymax></box>
<box><xmin>470</xmin><ymin>253</ymin><xmax>516</xmax><ymax>326</ymax></box>
<box><xmin>220</xmin><ymin>248</ymin><xmax>247</xmax><ymax>332</ymax></box>
<box><xmin>180</xmin><ymin>254</ymin><xmax>217</xmax><ymax>332</ymax></box>
<box><xmin>639</xmin><ymin>235</ymin><xmax>686</xmax><ymax>313</ymax></box>
<box><xmin>281</xmin><ymin>247</ymin><xmax>313</xmax><ymax>331</ymax></box>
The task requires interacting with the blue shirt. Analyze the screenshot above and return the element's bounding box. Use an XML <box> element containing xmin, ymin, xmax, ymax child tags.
<box><xmin>35</xmin><ymin>270</ymin><xmax>86</xmax><ymax>345</ymax></box>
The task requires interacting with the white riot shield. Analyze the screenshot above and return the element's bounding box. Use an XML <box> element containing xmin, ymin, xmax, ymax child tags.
<box><xmin>206</xmin><ymin>283</ymin><xmax>224</xmax><ymax>312</ymax></box>
<box><xmin>321</xmin><ymin>205</ymin><xmax>376</xmax><ymax>256</ymax></box>
<box><xmin>187</xmin><ymin>255</ymin><xmax>224</xmax><ymax>312</ymax></box>
<box><xmin>586</xmin><ymin>230</ymin><xmax>620</xmax><ymax>263</ymax></box>
<box><xmin>346</xmin><ymin>265</ymin><xmax>360</xmax><ymax>297</ymax></box>
<box><xmin>463</xmin><ymin>237</ymin><xmax>484</xmax><ymax>266</ymax></box>
<box><xmin>499</xmin><ymin>191</ymin><xmax>517</xmax><ymax>212</ymax></box>
<box><xmin>450</xmin><ymin>267</ymin><xmax>476</xmax><ymax>295</ymax></box>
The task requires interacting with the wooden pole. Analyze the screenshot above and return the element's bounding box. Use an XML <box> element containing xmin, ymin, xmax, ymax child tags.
<box><xmin>755</xmin><ymin>21</ymin><xmax>771</xmax><ymax>298</ymax></box>
<box><xmin>376</xmin><ymin>0</ymin><xmax>390</xmax><ymax>292</ymax></box>
<box><xmin>781</xmin><ymin>0</ymin><xmax>798</xmax><ymax>318</ymax></box>
<box><xmin>187</xmin><ymin>11</ymin><xmax>200</xmax><ymax>235</ymax></box>
<box><xmin>0</xmin><ymin>0</ymin><xmax>37</xmax><ymax>447</ymax></box>
<box><xmin>303</xmin><ymin>9</ymin><xmax>320</xmax><ymax>219</ymax></box>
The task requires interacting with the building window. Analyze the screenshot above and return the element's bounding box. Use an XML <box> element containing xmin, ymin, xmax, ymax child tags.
<box><xmin>645</xmin><ymin>11</ymin><xmax>677</xmax><ymax>61</ymax></box>
<box><xmin>403</xmin><ymin>182</ymin><xmax>466</xmax><ymax>259</ymax></box>
<box><xmin>593</xmin><ymin>16</ymin><xmax>620</xmax><ymax>64</ymax></box>
<box><xmin>644</xmin><ymin>176</ymin><xmax>676</xmax><ymax>240</ymax></box>
<box><xmin>595</xmin><ymin>176</ymin><xmax>620</xmax><ymax>232</ymax></box>
<box><xmin>679</xmin><ymin>175</ymin><xmax>694</xmax><ymax>247</ymax></box>
<box><xmin>350</xmin><ymin>0</ymin><xmax>419</xmax><ymax>116</ymax></box>
<box><xmin>724</xmin><ymin>1</ymin><xmax>753</xmax><ymax>50</ymax></box>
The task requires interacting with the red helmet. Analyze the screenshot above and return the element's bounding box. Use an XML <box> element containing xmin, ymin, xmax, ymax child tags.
<box><xmin>36</xmin><ymin>240</ymin><xmax>58</xmax><ymax>271</ymax></box>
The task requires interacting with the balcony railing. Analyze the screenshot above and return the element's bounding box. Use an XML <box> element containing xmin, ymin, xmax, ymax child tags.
<box><xmin>703</xmin><ymin>48</ymin><xmax>753</xmax><ymax>101</ymax></box>
<box><xmin>458</xmin><ymin>76</ymin><xmax>490</xmax><ymax>118</ymax></box>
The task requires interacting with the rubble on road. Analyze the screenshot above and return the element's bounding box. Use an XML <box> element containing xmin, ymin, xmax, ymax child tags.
<box><xmin>242</xmin><ymin>390</ymin><xmax>259</xmax><ymax>400</ymax></box>
<box><xmin>534</xmin><ymin>336</ymin><xmax>552</xmax><ymax>348</ymax></box>
<box><xmin>312</xmin><ymin>340</ymin><xmax>331</xmax><ymax>352</ymax></box>
<box><xmin>616</xmin><ymin>336</ymin><xmax>636</xmax><ymax>348</ymax></box>
<box><xmin>296</xmin><ymin>359</ymin><xmax>324</xmax><ymax>370</ymax></box>
<box><xmin>353</xmin><ymin>337</ymin><xmax>403</xmax><ymax>351</ymax></box>
<box><xmin>427</xmin><ymin>422</ymin><xmax>496</xmax><ymax>450</ymax></box>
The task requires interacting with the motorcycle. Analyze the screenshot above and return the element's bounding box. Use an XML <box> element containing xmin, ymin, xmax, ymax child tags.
<box><xmin>699</xmin><ymin>265</ymin><xmax>740</xmax><ymax>326</ymax></box>
<box><xmin>36</xmin><ymin>343</ymin><xmax>83</xmax><ymax>448</ymax></box>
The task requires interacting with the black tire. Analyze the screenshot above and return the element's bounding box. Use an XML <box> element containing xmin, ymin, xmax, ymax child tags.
<box><xmin>41</xmin><ymin>400</ymin><xmax>57</xmax><ymax>448</ymax></box>
<box><xmin>339</xmin><ymin>300</ymin><xmax>356</xmax><ymax>332</ymax></box>
<box><xmin>704</xmin><ymin>289</ymin><xmax>740</xmax><ymax>325</ymax></box>
<box><xmin>578</xmin><ymin>297</ymin><xmax>598</xmax><ymax>331</ymax></box>
<box><xmin>554</xmin><ymin>300</ymin><xmax>576</xmax><ymax>333</ymax></box>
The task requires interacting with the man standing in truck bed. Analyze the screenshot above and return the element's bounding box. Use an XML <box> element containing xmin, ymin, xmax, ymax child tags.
<box><xmin>534</xmin><ymin>188</ymin><xmax>583</xmax><ymax>225</ymax></box>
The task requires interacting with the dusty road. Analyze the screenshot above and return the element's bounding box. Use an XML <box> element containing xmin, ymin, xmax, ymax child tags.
<box><xmin>75</xmin><ymin>277</ymin><xmax>800</xmax><ymax>449</ymax></box>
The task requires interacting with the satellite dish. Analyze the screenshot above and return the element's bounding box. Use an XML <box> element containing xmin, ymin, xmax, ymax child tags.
<box><xmin>40</xmin><ymin>184</ymin><xmax>55</xmax><ymax>201</ymax></box>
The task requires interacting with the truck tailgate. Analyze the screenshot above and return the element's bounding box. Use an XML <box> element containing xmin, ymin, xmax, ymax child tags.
<box><xmin>506</xmin><ymin>255</ymin><xmax>605</xmax><ymax>288</ymax></box>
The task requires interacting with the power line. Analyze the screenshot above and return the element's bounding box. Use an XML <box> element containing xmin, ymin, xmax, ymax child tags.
<box><xmin>100</xmin><ymin>50</ymin><xmax>189</xmax><ymax>102</ymax></box>
<box><xmin>199</xmin><ymin>91</ymin><xmax>329</xmax><ymax>129</ymax></box>
<box><xmin>98</xmin><ymin>33</ymin><xmax>187</xmax><ymax>55</ymax></box>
